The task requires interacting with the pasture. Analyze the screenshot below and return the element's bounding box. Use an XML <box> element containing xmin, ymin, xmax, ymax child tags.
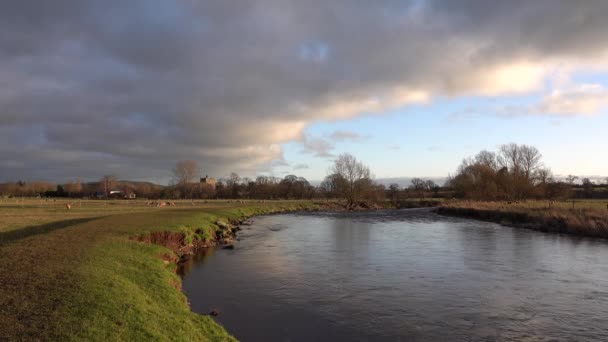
<box><xmin>0</xmin><ymin>198</ymin><xmax>318</xmax><ymax>341</ymax></box>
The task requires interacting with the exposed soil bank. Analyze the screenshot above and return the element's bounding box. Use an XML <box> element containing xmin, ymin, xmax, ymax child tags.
<box><xmin>133</xmin><ymin>200</ymin><xmax>429</xmax><ymax>283</ymax></box>
<box><xmin>132</xmin><ymin>201</ymin><xmax>375</xmax><ymax>268</ymax></box>
<box><xmin>131</xmin><ymin>221</ymin><xmax>238</xmax><ymax>259</ymax></box>
<box><xmin>435</xmin><ymin>205</ymin><xmax>608</xmax><ymax>239</ymax></box>
<box><xmin>132</xmin><ymin>200</ymin><xmax>408</xmax><ymax>258</ymax></box>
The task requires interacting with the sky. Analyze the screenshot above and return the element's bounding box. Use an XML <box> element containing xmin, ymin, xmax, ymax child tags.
<box><xmin>1</xmin><ymin>1</ymin><xmax>608</xmax><ymax>184</ymax></box>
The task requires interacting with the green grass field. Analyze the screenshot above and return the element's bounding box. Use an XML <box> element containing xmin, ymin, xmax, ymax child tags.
<box><xmin>0</xmin><ymin>199</ymin><xmax>320</xmax><ymax>341</ymax></box>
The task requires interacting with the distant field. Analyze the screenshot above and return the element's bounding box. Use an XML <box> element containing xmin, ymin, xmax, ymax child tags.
<box><xmin>0</xmin><ymin>198</ymin><xmax>277</xmax><ymax>234</ymax></box>
<box><xmin>0</xmin><ymin>198</ymin><xmax>321</xmax><ymax>341</ymax></box>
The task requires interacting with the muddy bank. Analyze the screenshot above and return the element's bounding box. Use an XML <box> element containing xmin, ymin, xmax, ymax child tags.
<box><xmin>131</xmin><ymin>219</ymin><xmax>241</xmax><ymax>259</ymax></box>
<box><xmin>131</xmin><ymin>203</ymin><xmax>340</xmax><ymax>263</ymax></box>
<box><xmin>435</xmin><ymin>206</ymin><xmax>608</xmax><ymax>239</ymax></box>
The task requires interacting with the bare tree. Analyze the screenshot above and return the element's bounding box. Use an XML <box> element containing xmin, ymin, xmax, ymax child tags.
<box><xmin>330</xmin><ymin>153</ymin><xmax>371</xmax><ymax>205</ymax></box>
<box><xmin>387</xmin><ymin>183</ymin><xmax>400</xmax><ymax>202</ymax></box>
<box><xmin>99</xmin><ymin>175</ymin><xmax>117</xmax><ymax>198</ymax></box>
<box><xmin>64</xmin><ymin>178</ymin><xmax>82</xmax><ymax>197</ymax></box>
<box><xmin>409</xmin><ymin>178</ymin><xmax>426</xmax><ymax>191</ymax></box>
<box><xmin>519</xmin><ymin>145</ymin><xmax>542</xmax><ymax>181</ymax></box>
<box><xmin>320</xmin><ymin>173</ymin><xmax>345</xmax><ymax>199</ymax></box>
<box><xmin>173</xmin><ymin>160</ymin><xmax>199</xmax><ymax>185</ymax></box>
<box><xmin>226</xmin><ymin>172</ymin><xmax>241</xmax><ymax>198</ymax></box>
<box><xmin>498</xmin><ymin>143</ymin><xmax>521</xmax><ymax>173</ymax></box>
<box><xmin>450</xmin><ymin>144</ymin><xmax>549</xmax><ymax>200</ymax></box>
<box><xmin>535</xmin><ymin>168</ymin><xmax>552</xmax><ymax>184</ymax></box>
<box><xmin>565</xmin><ymin>175</ymin><xmax>578</xmax><ymax>185</ymax></box>
<box><xmin>474</xmin><ymin>150</ymin><xmax>499</xmax><ymax>171</ymax></box>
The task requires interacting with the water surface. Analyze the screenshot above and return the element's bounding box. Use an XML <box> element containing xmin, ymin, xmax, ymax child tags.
<box><xmin>181</xmin><ymin>209</ymin><xmax>608</xmax><ymax>341</ymax></box>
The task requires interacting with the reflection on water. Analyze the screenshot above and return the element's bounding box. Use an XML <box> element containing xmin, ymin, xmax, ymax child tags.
<box><xmin>181</xmin><ymin>209</ymin><xmax>608</xmax><ymax>341</ymax></box>
<box><xmin>177</xmin><ymin>247</ymin><xmax>216</xmax><ymax>277</ymax></box>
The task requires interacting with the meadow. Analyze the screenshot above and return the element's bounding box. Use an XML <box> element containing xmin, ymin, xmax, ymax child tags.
<box><xmin>0</xmin><ymin>198</ymin><xmax>320</xmax><ymax>341</ymax></box>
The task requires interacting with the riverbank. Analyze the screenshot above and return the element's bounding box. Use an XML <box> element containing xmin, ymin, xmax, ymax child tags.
<box><xmin>1</xmin><ymin>200</ymin><xmax>339</xmax><ymax>341</ymax></box>
<box><xmin>435</xmin><ymin>200</ymin><xmax>608</xmax><ymax>239</ymax></box>
<box><xmin>1</xmin><ymin>198</ymin><xmax>404</xmax><ymax>341</ymax></box>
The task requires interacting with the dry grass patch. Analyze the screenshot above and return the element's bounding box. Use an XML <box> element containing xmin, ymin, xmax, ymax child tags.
<box><xmin>438</xmin><ymin>200</ymin><xmax>608</xmax><ymax>238</ymax></box>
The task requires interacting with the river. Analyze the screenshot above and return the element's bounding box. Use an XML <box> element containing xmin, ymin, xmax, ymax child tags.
<box><xmin>181</xmin><ymin>209</ymin><xmax>608</xmax><ymax>341</ymax></box>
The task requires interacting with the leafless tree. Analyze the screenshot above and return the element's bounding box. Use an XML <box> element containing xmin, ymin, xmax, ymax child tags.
<box><xmin>226</xmin><ymin>172</ymin><xmax>241</xmax><ymax>198</ymax></box>
<box><xmin>565</xmin><ymin>175</ymin><xmax>578</xmax><ymax>185</ymax></box>
<box><xmin>320</xmin><ymin>173</ymin><xmax>345</xmax><ymax>199</ymax></box>
<box><xmin>536</xmin><ymin>168</ymin><xmax>553</xmax><ymax>185</ymax></box>
<box><xmin>387</xmin><ymin>183</ymin><xmax>400</xmax><ymax>202</ymax></box>
<box><xmin>519</xmin><ymin>145</ymin><xmax>542</xmax><ymax>181</ymax></box>
<box><xmin>474</xmin><ymin>150</ymin><xmax>499</xmax><ymax>171</ymax></box>
<box><xmin>410</xmin><ymin>178</ymin><xmax>426</xmax><ymax>191</ymax></box>
<box><xmin>330</xmin><ymin>153</ymin><xmax>371</xmax><ymax>205</ymax></box>
<box><xmin>99</xmin><ymin>175</ymin><xmax>117</xmax><ymax>198</ymax></box>
<box><xmin>173</xmin><ymin>160</ymin><xmax>199</xmax><ymax>185</ymax></box>
<box><xmin>450</xmin><ymin>144</ymin><xmax>551</xmax><ymax>200</ymax></box>
<box><xmin>64</xmin><ymin>178</ymin><xmax>82</xmax><ymax>197</ymax></box>
<box><xmin>498</xmin><ymin>143</ymin><xmax>521</xmax><ymax>173</ymax></box>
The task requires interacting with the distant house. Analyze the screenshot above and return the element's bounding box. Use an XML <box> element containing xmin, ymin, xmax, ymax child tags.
<box><xmin>200</xmin><ymin>175</ymin><xmax>217</xmax><ymax>189</ymax></box>
<box><xmin>109</xmin><ymin>190</ymin><xmax>122</xmax><ymax>199</ymax></box>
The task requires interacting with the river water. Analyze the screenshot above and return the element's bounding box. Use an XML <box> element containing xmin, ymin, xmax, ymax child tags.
<box><xmin>181</xmin><ymin>209</ymin><xmax>608</xmax><ymax>341</ymax></box>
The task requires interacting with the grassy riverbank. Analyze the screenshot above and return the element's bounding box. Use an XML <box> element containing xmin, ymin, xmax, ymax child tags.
<box><xmin>436</xmin><ymin>200</ymin><xmax>608</xmax><ymax>238</ymax></box>
<box><xmin>0</xmin><ymin>199</ymin><xmax>329</xmax><ymax>341</ymax></box>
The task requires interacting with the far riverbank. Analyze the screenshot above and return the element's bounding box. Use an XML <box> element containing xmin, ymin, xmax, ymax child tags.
<box><xmin>435</xmin><ymin>200</ymin><xmax>608</xmax><ymax>239</ymax></box>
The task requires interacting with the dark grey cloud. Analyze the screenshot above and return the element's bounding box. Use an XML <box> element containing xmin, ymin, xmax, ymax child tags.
<box><xmin>2</xmin><ymin>0</ymin><xmax>608</xmax><ymax>182</ymax></box>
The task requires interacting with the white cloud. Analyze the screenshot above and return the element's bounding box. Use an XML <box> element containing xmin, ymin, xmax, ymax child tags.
<box><xmin>537</xmin><ymin>83</ymin><xmax>608</xmax><ymax>116</ymax></box>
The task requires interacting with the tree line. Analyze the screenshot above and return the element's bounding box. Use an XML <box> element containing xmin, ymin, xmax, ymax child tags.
<box><xmin>1</xmin><ymin>146</ymin><xmax>606</xmax><ymax>201</ymax></box>
<box><xmin>447</xmin><ymin>143</ymin><xmax>608</xmax><ymax>200</ymax></box>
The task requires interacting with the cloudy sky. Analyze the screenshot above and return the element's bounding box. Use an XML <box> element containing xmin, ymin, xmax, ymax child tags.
<box><xmin>2</xmin><ymin>0</ymin><xmax>608</xmax><ymax>184</ymax></box>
